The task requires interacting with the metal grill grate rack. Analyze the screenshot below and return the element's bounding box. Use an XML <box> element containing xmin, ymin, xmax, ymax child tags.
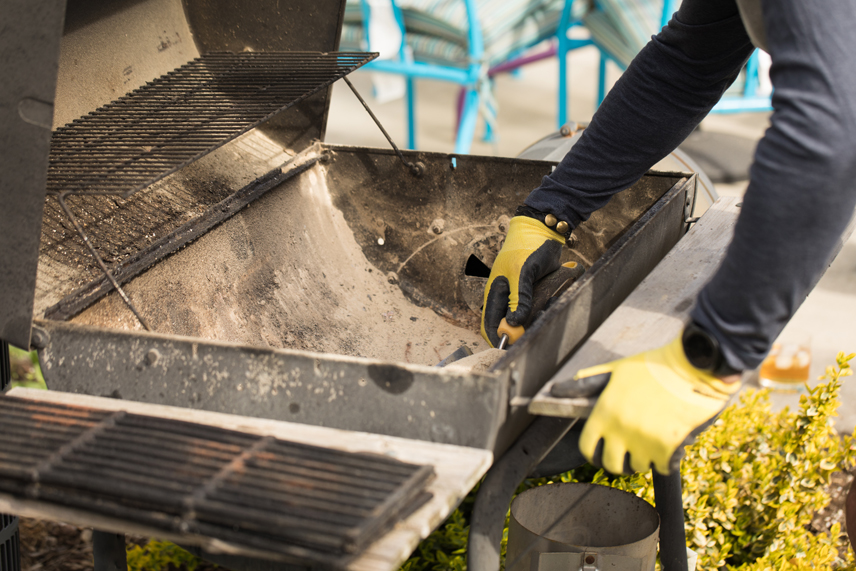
<box><xmin>0</xmin><ymin>396</ymin><xmax>434</xmax><ymax>567</ymax></box>
<box><xmin>36</xmin><ymin>51</ymin><xmax>375</xmax><ymax>322</ymax></box>
<box><xmin>47</xmin><ymin>52</ymin><xmax>375</xmax><ymax>198</ymax></box>
<box><xmin>0</xmin><ymin>513</ymin><xmax>20</xmax><ymax>571</ymax></box>
<box><xmin>0</xmin><ymin>345</ymin><xmax>19</xmax><ymax>571</ymax></box>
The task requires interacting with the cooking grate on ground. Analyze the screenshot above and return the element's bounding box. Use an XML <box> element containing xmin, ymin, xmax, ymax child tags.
<box><xmin>47</xmin><ymin>52</ymin><xmax>375</xmax><ymax>198</ymax></box>
<box><xmin>0</xmin><ymin>396</ymin><xmax>434</xmax><ymax>567</ymax></box>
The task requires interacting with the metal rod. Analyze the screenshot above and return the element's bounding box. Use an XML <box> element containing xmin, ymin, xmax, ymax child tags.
<box><xmin>342</xmin><ymin>76</ymin><xmax>423</xmax><ymax>177</ymax></box>
<box><xmin>92</xmin><ymin>531</ymin><xmax>127</xmax><ymax>571</ymax></box>
<box><xmin>56</xmin><ymin>194</ymin><xmax>152</xmax><ymax>331</ymax></box>
<box><xmin>653</xmin><ymin>470</ymin><xmax>689</xmax><ymax>571</ymax></box>
<box><xmin>0</xmin><ymin>341</ymin><xmax>9</xmax><ymax>392</ymax></box>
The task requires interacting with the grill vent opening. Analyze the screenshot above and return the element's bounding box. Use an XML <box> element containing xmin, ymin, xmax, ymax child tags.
<box><xmin>464</xmin><ymin>254</ymin><xmax>492</xmax><ymax>278</ymax></box>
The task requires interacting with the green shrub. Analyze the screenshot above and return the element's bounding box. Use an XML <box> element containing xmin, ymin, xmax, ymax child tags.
<box><xmin>8</xmin><ymin>345</ymin><xmax>46</xmax><ymax>389</ymax></box>
<box><xmin>400</xmin><ymin>352</ymin><xmax>856</xmax><ymax>571</ymax></box>
<box><xmin>681</xmin><ymin>352</ymin><xmax>856</xmax><ymax>569</ymax></box>
<box><xmin>400</xmin><ymin>507</ymin><xmax>470</xmax><ymax>571</ymax></box>
<box><xmin>126</xmin><ymin>540</ymin><xmax>208</xmax><ymax>571</ymax></box>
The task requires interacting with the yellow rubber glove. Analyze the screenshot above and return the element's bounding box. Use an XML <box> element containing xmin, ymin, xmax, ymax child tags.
<box><xmin>573</xmin><ymin>336</ymin><xmax>740</xmax><ymax>475</ymax></box>
<box><xmin>480</xmin><ymin>216</ymin><xmax>564</xmax><ymax>347</ymax></box>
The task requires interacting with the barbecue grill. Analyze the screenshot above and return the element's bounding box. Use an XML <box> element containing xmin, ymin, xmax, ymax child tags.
<box><xmin>1</xmin><ymin>0</ymin><xmax>698</xmax><ymax>569</ymax></box>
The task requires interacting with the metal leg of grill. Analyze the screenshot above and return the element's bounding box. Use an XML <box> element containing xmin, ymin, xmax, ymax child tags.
<box><xmin>92</xmin><ymin>530</ymin><xmax>126</xmax><ymax>571</ymax></box>
<box><xmin>2</xmin><ymin>346</ymin><xmax>21</xmax><ymax>571</ymax></box>
<box><xmin>1</xmin><ymin>341</ymin><xmax>10</xmax><ymax>393</ymax></box>
<box><xmin>467</xmin><ymin>416</ymin><xmax>577</xmax><ymax>571</ymax></box>
<box><xmin>653</xmin><ymin>469</ymin><xmax>689</xmax><ymax>571</ymax></box>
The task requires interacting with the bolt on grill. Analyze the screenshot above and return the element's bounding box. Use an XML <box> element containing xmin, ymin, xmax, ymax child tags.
<box><xmin>47</xmin><ymin>52</ymin><xmax>375</xmax><ymax>198</ymax></box>
<box><xmin>0</xmin><ymin>396</ymin><xmax>434</xmax><ymax>567</ymax></box>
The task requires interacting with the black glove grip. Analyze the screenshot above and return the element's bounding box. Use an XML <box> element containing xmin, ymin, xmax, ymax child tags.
<box><xmin>550</xmin><ymin>372</ymin><xmax>612</xmax><ymax>398</ymax></box>
<box><xmin>505</xmin><ymin>240</ymin><xmax>563</xmax><ymax>327</ymax></box>
<box><xmin>482</xmin><ymin>277</ymin><xmax>511</xmax><ymax>348</ymax></box>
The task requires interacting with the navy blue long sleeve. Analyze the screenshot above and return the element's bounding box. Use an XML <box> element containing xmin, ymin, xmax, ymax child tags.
<box><xmin>526</xmin><ymin>0</ymin><xmax>856</xmax><ymax>370</ymax></box>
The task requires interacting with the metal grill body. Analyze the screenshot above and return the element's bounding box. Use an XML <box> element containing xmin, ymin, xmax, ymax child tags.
<box><xmin>0</xmin><ymin>396</ymin><xmax>433</xmax><ymax>567</ymax></box>
<box><xmin>1</xmin><ymin>2</ymin><xmax>699</xmax><ymax>569</ymax></box>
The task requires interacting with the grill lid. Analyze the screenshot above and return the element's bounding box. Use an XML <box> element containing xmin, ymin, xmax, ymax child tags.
<box><xmin>48</xmin><ymin>51</ymin><xmax>375</xmax><ymax>198</ymax></box>
<box><xmin>0</xmin><ymin>0</ymin><xmax>372</xmax><ymax>348</ymax></box>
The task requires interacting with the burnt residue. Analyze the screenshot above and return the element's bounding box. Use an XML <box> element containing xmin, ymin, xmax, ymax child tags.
<box><xmin>324</xmin><ymin>148</ymin><xmax>678</xmax><ymax>328</ymax></box>
<box><xmin>41</xmin><ymin>173</ymin><xmax>234</xmax><ymax>274</ymax></box>
<box><xmin>40</xmin><ymin>155</ymin><xmax>319</xmax><ymax>322</ymax></box>
<box><xmin>67</xmin><ymin>156</ymin><xmax>485</xmax><ymax>366</ymax></box>
<box><xmin>368</xmin><ymin>364</ymin><xmax>415</xmax><ymax>394</ymax></box>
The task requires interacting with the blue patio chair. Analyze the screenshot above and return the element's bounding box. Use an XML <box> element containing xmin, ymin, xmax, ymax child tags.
<box><xmin>340</xmin><ymin>0</ymin><xmax>592</xmax><ymax>153</ymax></box>
<box><xmin>559</xmin><ymin>0</ymin><xmax>771</xmax><ymax>121</ymax></box>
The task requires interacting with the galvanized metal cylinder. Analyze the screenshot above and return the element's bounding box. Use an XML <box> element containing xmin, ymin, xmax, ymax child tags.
<box><xmin>506</xmin><ymin>483</ymin><xmax>659</xmax><ymax>571</ymax></box>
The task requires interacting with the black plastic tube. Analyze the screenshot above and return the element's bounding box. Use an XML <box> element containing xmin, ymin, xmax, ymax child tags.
<box><xmin>653</xmin><ymin>470</ymin><xmax>689</xmax><ymax>571</ymax></box>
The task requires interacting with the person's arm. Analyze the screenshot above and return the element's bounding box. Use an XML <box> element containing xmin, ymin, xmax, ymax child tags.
<box><xmin>481</xmin><ymin>0</ymin><xmax>754</xmax><ymax>346</ymax></box>
<box><xmin>526</xmin><ymin>0</ymin><xmax>754</xmax><ymax>228</ymax></box>
<box><xmin>692</xmin><ymin>0</ymin><xmax>856</xmax><ymax>371</ymax></box>
<box><xmin>576</xmin><ymin>0</ymin><xmax>856</xmax><ymax>475</ymax></box>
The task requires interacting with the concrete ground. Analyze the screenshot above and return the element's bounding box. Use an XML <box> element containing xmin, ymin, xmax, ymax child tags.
<box><xmin>325</xmin><ymin>43</ymin><xmax>856</xmax><ymax>433</ymax></box>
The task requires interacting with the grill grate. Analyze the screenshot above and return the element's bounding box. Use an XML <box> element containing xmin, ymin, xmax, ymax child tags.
<box><xmin>0</xmin><ymin>513</ymin><xmax>20</xmax><ymax>571</ymax></box>
<box><xmin>47</xmin><ymin>52</ymin><xmax>375</xmax><ymax>198</ymax></box>
<box><xmin>0</xmin><ymin>396</ymin><xmax>433</xmax><ymax>566</ymax></box>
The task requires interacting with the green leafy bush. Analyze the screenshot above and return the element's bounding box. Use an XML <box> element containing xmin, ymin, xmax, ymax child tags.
<box><xmin>400</xmin><ymin>508</ymin><xmax>470</xmax><ymax>571</ymax></box>
<box><xmin>8</xmin><ymin>345</ymin><xmax>46</xmax><ymax>389</ymax></box>
<box><xmin>681</xmin><ymin>352</ymin><xmax>856</xmax><ymax>569</ymax></box>
<box><xmin>126</xmin><ymin>540</ymin><xmax>209</xmax><ymax>571</ymax></box>
<box><xmin>400</xmin><ymin>353</ymin><xmax>856</xmax><ymax>571</ymax></box>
